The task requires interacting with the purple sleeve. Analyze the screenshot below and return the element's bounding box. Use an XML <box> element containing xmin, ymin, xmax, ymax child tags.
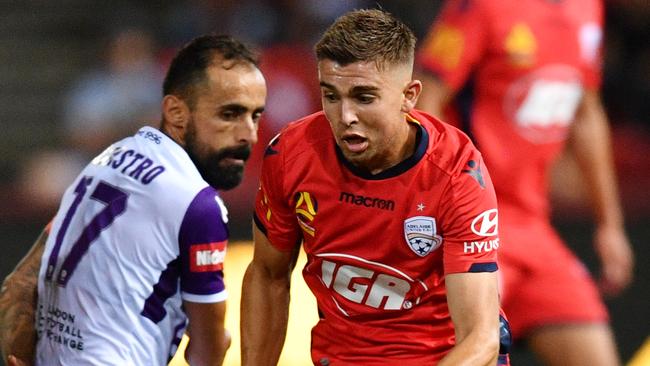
<box><xmin>178</xmin><ymin>186</ymin><xmax>229</xmax><ymax>302</ymax></box>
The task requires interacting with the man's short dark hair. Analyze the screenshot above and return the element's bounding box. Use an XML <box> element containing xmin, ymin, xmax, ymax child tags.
<box><xmin>315</xmin><ymin>9</ymin><xmax>416</xmax><ymax>70</ymax></box>
<box><xmin>163</xmin><ymin>35</ymin><xmax>258</xmax><ymax>108</ymax></box>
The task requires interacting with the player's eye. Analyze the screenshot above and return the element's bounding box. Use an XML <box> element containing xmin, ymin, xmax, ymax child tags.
<box><xmin>221</xmin><ymin>110</ymin><xmax>239</xmax><ymax>120</ymax></box>
<box><xmin>322</xmin><ymin>92</ymin><xmax>338</xmax><ymax>102</ymax></box>
<box><xmin>357</xmin><ymin>94</ymin><xmax>375</xmax><ymax>104</ymax></box>
<box><xmin>252</xmin><ymin>112</ymin><xmax>262</xmax><ymax>122</ymax></box>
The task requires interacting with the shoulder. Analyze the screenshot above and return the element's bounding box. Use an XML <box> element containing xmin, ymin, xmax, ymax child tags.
<box><xmin>179</xmin><ymin>187</ymin><xmax>229</xmax><ymax>243</ymax></box>
<box><xmin>412</xmin><ymin>109</ymin><xmax>481</xmax><ymax>177</ymax></box>
<box><xmin>274</xmin><ymin>111</ymin><xmax>331</xmax><ymax>146</ymax></box>
<box><xmin>185</xmin><ymin>186</ymin><xmax>226</xmax><ymax>219</ymax></box>
<box><xmin>572</xmin><ymin>0</ymin><xmax>603</xmax><ymax>21</ymax></box>
<box><xmin>105</xmin><ymin>128</ymin><xmax>212</xmax><ymax>210</ymax></box>
<box><xmin>138</xmin><ymin>128</ymin><xmax>207</xmax><ymax>190</ymax></box>
<box><xmin>263</xmin><ymin>111</ymin><xmax>332</xmax><ymax>165</ymax></box>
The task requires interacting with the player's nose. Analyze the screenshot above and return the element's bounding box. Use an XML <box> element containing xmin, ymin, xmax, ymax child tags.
<box><xmin>237</xmin><ymin>116</ymin><xmax>258</xmax><ymax>145</ymax></box>
<box><xmin>340</xmin><ymin>99</ymin><xmax>358</xmax><ymax>127</ymax></box>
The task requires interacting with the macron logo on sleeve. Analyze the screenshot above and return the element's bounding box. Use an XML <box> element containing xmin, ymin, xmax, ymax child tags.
<box><xmin>190</xmin><ymin>241</ymin><xmax>226</xmax><ymax>272</ymax></box>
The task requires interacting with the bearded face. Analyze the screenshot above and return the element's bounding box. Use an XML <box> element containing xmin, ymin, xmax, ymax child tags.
<box><xmin>183</xmin><ymin>119</ymin><xmax>251</xmax><ymax>190</ymax></box>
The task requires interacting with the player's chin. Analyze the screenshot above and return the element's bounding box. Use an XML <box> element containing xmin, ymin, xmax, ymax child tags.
<box><xmin>342</xmin><ymin>150</ymin><xmax>375</xmax><ymax>170</ymax></box>
<box><xmin>206</xmin><ymin>165</ymin><xmax>244</xmax><ymax>190</ymax></box>
<box><xmin>340</xmin><ymin>146</ymin><xmax>366</xmax><ymax>160</ymax></box>
<box><xmin>216</xmin><ymin>158</ymin><xmax>247</xmax><ymax>175</ymax></box>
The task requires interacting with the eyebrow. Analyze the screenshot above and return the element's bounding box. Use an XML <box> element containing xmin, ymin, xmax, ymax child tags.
<box><xmin>350</xmin><ymin>85</ymin><xmax>379</xmax><ymax>93</ymax></box>
<box><xmin>219</xmin><ymin>104</ymin><xmax>247</xmax><ymax>113</ymax></box>
<box><xmin>219</xmin><ymin>103</ymin><xmax>265</xmax><ymax>114</ymax></box>
<box><xmin>319</xmin><ymin>82</ymin><xmax>379</xmax><ymax>93</ymax></box>
<box><xmin>319</xmin><ymin>81</ymin><xmax>335</xmax><ymax>89</ymax></box>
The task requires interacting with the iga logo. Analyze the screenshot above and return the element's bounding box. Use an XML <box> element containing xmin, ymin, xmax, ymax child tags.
<box><xmin>315</xmin><ymin>253</ymin><xmax>428</xmax><ymax>314</ymax></box>
<box><xmin>471</xmin><ymin>209</ymin><xmax>498</xmax><ymax>237</ymax></box>
<box><xmin>190</xmin><ymin>241</ymin><xmax>226</xmax><ymax>272</ymax></box>
<box><xmin>404</xmin><ymin>216</ymin><xmax>443</xmax><ymax>257</ymax></box>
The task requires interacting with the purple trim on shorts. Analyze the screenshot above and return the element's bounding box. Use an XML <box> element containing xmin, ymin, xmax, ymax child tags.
<box><xmin>141</xmin><ymin>258</ymin><xmax>180</xmax><ymax>323</ymax></box>
<box><xmin>179</xmin><ymin>187</ymin><xmax>228</xmax><ymax>295</ymax></box>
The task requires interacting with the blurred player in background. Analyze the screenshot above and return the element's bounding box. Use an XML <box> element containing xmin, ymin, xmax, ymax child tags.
<box><xmin>242</xmin><ymin>9</ymin><xmax>510</xmax><ymax>365</ymax></box>
<box><xmin>416</xmin><ymin>0</ymin><xmax>634</xmax><ymax>365</ymax></box>
<box><xmin>0</xmin><ymin>34</ymin><xmax>266</xmax><ymax>366</ymax></box>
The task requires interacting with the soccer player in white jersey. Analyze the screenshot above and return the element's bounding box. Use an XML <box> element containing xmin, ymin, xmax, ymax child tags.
<box><xmin>0</xmin><ymin>34</ymin><xmax>266</xmax><ymax>366</ymax></box>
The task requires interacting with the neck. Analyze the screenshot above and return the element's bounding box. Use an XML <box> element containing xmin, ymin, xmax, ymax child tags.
<box><xmin>368</xmin><ymin>117</ymin><xmax>418</xmax><ymax>175</ymax></box>
<box><xmin>159</xmin><ymin>121</ymin><xmax>185</xmax><ymax>147</ymax></box>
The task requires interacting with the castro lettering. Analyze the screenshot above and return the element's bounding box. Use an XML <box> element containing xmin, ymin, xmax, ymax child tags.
<box><xmin>189</xmin><ymin>242</ymin><xmax>226</xmax><ymax>272</ymax></box>
<box><xmin>339</xmin><ymin>192</ymin><xmax>395</xmax><ymax>211</ymax></box>
<box><xmin>320</xmin><ymin>260</ymin><xmax>410</xmax><ymax>310</ymax></box>
<box><xmin>91</xmin><ymin>146</ymin><xmax>166</xmax><ymax>185</ymax></box>
<box><xmin>463</xmin><ymin>238</ymin><xmax>500</xmax><ymax>254</ymax></box>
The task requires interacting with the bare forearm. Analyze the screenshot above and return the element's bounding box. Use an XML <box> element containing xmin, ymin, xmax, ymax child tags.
<box><xmin>442</xmin><ymin>272</ymin><xmax>500</xmax><ymax>366</ymax></box>
<box><xmin>0</xmin><ymin>230</ymin><xmax>47</xmax><ymax>364</ymax></box>
<box><xmin>571</xmin><ymin>91</ymin><xmax>623</xmax><ymax>227</ymax></box>
<box><xmin>184</xmin><ymin>301</ymin><xmax>229</xmax><ymax>366</ymax></box>
<box><xmin>571</xmin><ymin>91</ymin><xmax>634</xmax><ymax>294</ymax></box>
<box><xmin>438</xmin><ymin>330</ymin><xmax>499</xmax><ymax>366</ymax></box>
<box><xmin>240</xmin><ymin>263</ymin><xmax>290</xmax><ymax>366</ymax></box>
<box><xmin>185</xmin><ymin>331</ymin><xmax>228</xmax><ymax>365</ymax></box>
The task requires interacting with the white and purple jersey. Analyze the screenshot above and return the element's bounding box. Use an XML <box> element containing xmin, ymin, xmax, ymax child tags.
<box><xmin>35</xmin><ymin>126</ymin><xmax>228</xmax><ymax>365</ymax></box>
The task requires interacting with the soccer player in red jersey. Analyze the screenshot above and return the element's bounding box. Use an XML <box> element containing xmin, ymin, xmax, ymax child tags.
<box><xmin>242</xmin><ymin>9</ymin><xmax>509</xmax><ymax>365</ymax></box>
<box><xmin>416</xmin><ymin>0</ymin><xmax>634</xmax><ymax>365</ymax></box>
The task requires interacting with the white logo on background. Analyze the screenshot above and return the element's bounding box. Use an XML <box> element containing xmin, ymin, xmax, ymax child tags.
<box><xmin>215</xmin><ymin>195</ymin><xmax>229</xmax><ymax>223</ymax></box>
<box><xmin>471</xmin><ymin>209</ymin><xmax>498</xmax><ymax>237</ymax></box>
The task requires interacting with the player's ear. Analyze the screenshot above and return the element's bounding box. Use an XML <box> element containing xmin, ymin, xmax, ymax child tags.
<box><xmin>161</xmin><ymin>94</ymin><xmax>191</xmax><ymax>144</ymax></box>
<box><xmin>401</xmin><ymin>79</ymin><xmax>422</xmax><ymax>113</ymax></box>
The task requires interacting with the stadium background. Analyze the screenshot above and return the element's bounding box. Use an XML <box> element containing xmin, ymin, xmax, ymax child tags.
<box><xmin>0</xmin><ymin>1</ymin><xmax>647</xmax><ymax>365</ymax></box>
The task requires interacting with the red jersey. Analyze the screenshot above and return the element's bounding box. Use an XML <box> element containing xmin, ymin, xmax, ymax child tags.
<box><xmin>254</xmin><ymin>111</ymin><xmax>501</xmax><ymax>365</ymax></box>
<box><xmin>418</xmin><ymin>0</ymin><xmax>603</xmax><ymax>219</ymax></box>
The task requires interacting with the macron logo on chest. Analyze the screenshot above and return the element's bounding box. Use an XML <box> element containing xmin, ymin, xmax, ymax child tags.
<box><xmin>190</xmin><ymin>241</ymin><xmax>226</xmax><ymax>272</ymax></box>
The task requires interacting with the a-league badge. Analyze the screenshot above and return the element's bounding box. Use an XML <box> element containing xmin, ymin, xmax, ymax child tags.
<box><xmin>404</xmin><ymin>216</ymin><xmax>443</xmax><ymax>257</ymax></box>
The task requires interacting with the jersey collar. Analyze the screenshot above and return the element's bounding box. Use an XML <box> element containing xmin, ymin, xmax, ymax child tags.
<box><xmin>335</xmin><ymin>115</ymin><xmax>429</xmax><ymax>180</ymax></box>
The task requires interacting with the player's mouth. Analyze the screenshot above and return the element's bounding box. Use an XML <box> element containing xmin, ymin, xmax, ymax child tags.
<box><xmin>342</xmin><ymin>134</ymin><xmax>368</xmax><ymax>153</ymax></box>
<box><xmin>220</xmin><ymin>157</ymin><xmax>246</xmax><ymax>166</ymax></box>
<box><xmin>218</xmin><ymin>145</ymin><xmax>251</xmax><ymax>166</ymax></box>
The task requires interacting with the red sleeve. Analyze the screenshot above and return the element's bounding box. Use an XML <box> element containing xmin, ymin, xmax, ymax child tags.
<box><xmin>417</xmin><ymin>0</ymin><xmax>489</xmax><ymax>90</ymax></box>
<box><xmin>579</xmin><ymin>0</ymin><xmax>604</xmax><ymax>89</ymax></box>
<box><xmin>439</xmin><ymin>150</ymin><xmax>500</xmax><ymax>275</ymax></box>
<box><xmin>253</xmin><ymin>133</ymin><xmax>301</xmax><ymax>251</ymax></box>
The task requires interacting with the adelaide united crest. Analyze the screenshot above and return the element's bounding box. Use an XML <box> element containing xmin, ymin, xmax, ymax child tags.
<box><xmin>404</xmin><ymin>216</ymin><xmax>443</xmax><ymax>257</ymax></box>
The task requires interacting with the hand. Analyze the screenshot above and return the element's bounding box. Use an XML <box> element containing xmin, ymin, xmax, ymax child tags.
<box><xmin>593</xmin><ymin>225</ymin><xmax>634</xmax><ymax>296</ymax></box>
<box><xmin>7</xmin><ymin>355</ymin><xmax>30</xmax><ymax>366</ymax></box>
